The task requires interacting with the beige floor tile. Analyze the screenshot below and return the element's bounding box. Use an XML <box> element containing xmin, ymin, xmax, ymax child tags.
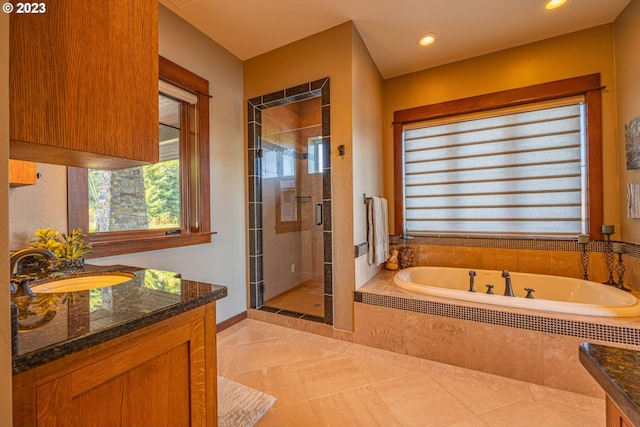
<box><xmin>255</xmin><ymin>401</ymin><xmax>320</xmax><ymax>427</ymax></box>
<box><xmin>342</xmin><ymin>341</ymin><xmax>401</xmax><ymax>366</ymax></box>
<box><xmin>308</xmin><ymin>385</ymin><xmax>402</xmax><ymax>427</ymax></box>
<box><xmin>217</xmin><ymin>319</ymin><xmax>288</xmax><ymax>347</ymax></box>
<box><xmin>430</xmin><ymin>367</ymin><xmax>534</xmax><ymax>415</ymax></box>
<box><xmin>529</xmin><ymin>383</ymin><xmax>605</xmax><ymax>427</ymax></box>
<box><xmin>217</xmin><ymin>337</ymin><xmax>336</xmax><ymax>376</ymax></box>
<box><xmin>217</xmin><ymin>319</ymin><xmax>605</xmax><ymax>427</ymax></box>
<box><xmin>225</xmin><ymin>364</ymin><xmax>308</xmax><ymax>408</ymax></box>
<box><xmin>294</xmin><ymin>353</ymin><xmax>410</xmax><ymax>400</ymax></box>
<box><xmin>372</xmin><ymin>374</ymin><xmax>475</xmax><ymax>427</ymax></box>
<box><xmin>445</xmin><ymin>416</ymin><xmax>490</xmax><ymax>427</ymax></box>
<box><xmin>477</xmin><ymin>400</ymin><xmax>575</xmax><ymax>427</ymax></box>
<box><xmin>343</xmin><ymin>341</ymin><xmax>458</xmax><ymax>379</ymax></box>
<box><xmin>390</xmin><ymin>352</ymin><xmax>458</xmax><ymax>378</ymax></box>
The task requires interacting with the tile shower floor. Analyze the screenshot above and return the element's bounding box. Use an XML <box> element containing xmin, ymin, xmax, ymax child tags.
<box><xmin>217</xmin><ymin>319</ymin><xmax>605</xmax><ymax>427</ymax></box>
<box><xmin>264</xmin><ymin>281</ymin><xmax>325</xmax><ymax>318</ymax></box>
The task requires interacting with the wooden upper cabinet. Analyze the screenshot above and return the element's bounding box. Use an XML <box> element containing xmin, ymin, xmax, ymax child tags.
<box><xmin>10</xmin><ymin>0</ymin><xmax>159</xmax><ymax>170</ymax></box>
<box><xmin>9</xmin><ymin>160</ymin><xmax>36</xmax><ymax>186</ymax></box>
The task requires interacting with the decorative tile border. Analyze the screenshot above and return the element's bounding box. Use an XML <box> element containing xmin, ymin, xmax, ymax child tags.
<box><xmin>355</xmin><ymin>291</ymin><xmax>640</xmax><ymax>346</ymax></box>
<box><xmin>247</xmin><ymin>78</ymin><xmax>333</xmax><ymax>325</ymax></box>
<box><xmin>354</xmin><ymin>242</ymin><xmax>368</xmax><ymax>258</ymax></box>
<box><xmin>257</xmin><ymin>306</ymin><xmax>325</xmax><ymax>323</ymax></box>
<box><xmin>355</xmin><ymin>236</ymin><xmax>640</xmax><ymax>259</ymax></box>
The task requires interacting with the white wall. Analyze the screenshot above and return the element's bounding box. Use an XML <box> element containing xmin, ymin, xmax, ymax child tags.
<box><xmin>9</xmin><ymin>163</ymin><xmax>67</xmax><ymax>248</ymax></box>
<box><xmin>351</xmin><ymin>29</ymin><xmax>384</xmax><ymax>246</ymax></box>
<box><xmin>351</xmin><ymin>28</ymin><xmax>385</xmax><ymax>288</ymax></box>
<box><xmin>8</xmin><ymin>6</ymin><xmax>247</xmax><ymax>324</ymax></box>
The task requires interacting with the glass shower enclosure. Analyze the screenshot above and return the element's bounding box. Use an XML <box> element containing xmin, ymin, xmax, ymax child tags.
<box><xmin>247</xmin><ymin>78</ymin><xmax>332</xmax><ymax>323</ymax></box>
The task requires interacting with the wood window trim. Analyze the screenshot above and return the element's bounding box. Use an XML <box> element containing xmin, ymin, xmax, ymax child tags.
<box><xmin>393</xmin><ymin>73</ymin><xmax>604</xmax><ymax>239</ymax></box>
<box><xmin>68</xmin><ymin>56</ymin><xmax>212</xmax><ymax>258</ymax></box>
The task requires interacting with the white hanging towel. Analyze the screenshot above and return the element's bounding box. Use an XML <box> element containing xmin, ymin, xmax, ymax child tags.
<box><xmin>367</xmin><ymin>196</ymin><xmax>389</xmax><ymax>265</ymax></box>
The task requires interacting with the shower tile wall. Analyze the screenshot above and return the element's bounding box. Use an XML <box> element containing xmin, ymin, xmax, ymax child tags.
<box><xmin>247</xmin><ymin>78</ymin><xmax>333</xmax><ymax>324</ymax></box>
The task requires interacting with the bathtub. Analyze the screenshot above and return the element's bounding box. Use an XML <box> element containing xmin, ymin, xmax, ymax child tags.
<box><xmin>393</xmin><ymin>266</ymin><xmax>640</xmax><ymax>317</ymax></box>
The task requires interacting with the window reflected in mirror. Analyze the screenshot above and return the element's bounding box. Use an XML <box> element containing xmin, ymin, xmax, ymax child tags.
<box><xmin>88</xmin><ymin>93</ymin><xmax>183</xmax><ymax>233</ymax></box>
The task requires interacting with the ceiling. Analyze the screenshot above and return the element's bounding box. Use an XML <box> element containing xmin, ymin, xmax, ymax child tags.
<box><xmin>159</xmin><ymin>0</ymin><xmax>630</xmax><ymax>79</ymax></box>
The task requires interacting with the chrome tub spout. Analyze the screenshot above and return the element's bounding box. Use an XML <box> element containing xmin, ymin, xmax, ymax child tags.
<box><xmin>502</xmin><ymin>270</ymin><xmax>514</xmax><ymax>297</ymax></box>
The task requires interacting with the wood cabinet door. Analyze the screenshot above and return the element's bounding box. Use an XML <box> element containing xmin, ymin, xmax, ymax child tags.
<box><xmin>35</xmin><ymin>319</ymin><xmax>207</xmax><ymax>427</ymax></box>
<box><xmin>9</xmin><ymin>160</ymin><xmax>36</xmax><ymax>186</ymax></box>
<box><xmin>606</xmin><ymin>396</ymin><xmax>634</xmax><ymax>427</ymax></box>
<box><xmin>10</xmin><ymin>0</ymin><xmax>159</xmax><ymax>169</ymax></box>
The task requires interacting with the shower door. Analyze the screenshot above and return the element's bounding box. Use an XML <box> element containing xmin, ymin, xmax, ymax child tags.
<box><xmin>247</xmin><ymin>79</ymin><xmax>332</xmax><ymax>323</ymax></box>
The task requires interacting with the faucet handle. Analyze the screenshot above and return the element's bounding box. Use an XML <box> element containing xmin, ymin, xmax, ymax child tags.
<box><xmin>486</xmin><ymin>284</ymin><xmax>494</xmax><ymax>294</ymax></box>
<box><xmin>525</xmin><ymin>288</ymin><xmax>535</xmax><ymax>299</ymax></box>
<box><xmin>11</xmin><ymin>275</ymin><xmax>35</xmax><ymax>298</ymax></box>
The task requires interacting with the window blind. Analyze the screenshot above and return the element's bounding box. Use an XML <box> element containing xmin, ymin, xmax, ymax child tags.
<box><xmin>402</xmin><ymin>97</ymin><xmax>586</xmax><ymax>237</ymax></box>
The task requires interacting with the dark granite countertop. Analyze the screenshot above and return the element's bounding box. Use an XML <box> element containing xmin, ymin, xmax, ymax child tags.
<box><xmin>11</xmin><ymin>264</ymin><xmax>227</xmax><ymax>375</ymax></box>
<box><xmin>579</xmin><ymin>342</ymin><xmax>640</xmax><ymax>426</ymax></box>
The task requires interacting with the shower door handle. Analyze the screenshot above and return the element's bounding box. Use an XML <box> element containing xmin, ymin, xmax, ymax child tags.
<box><xmin>315</xmin><ymin>202</ymin><xmax>323</xmax><ymax>226</ymax></box>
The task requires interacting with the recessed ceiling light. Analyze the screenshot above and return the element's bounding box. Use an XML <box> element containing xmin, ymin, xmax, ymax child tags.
<box><xmin>418</xmin><ymin>33</ymin><xmax>437</xmax><ymax>47</ymax></box>
<box><xmin>545</xmin><ymin>0</ymin><xmax>567</xmax><ymax>10</ymax></box>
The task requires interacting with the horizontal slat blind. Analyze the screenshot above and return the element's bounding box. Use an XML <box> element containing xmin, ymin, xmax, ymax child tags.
<box><xmin>403</xmin><ymin>97</ymin><xmax>586</xmax><ymax>236</ymax></box>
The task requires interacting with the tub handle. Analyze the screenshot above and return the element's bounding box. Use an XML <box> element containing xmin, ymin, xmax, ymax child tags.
<box><xmin>468</xmin><ymin>270</ymin><xmax>476</xmax><ymax>292</ymax></box>
<box><xmin>525</xmin><ymin>288</ymin><xmax>535</xmax><ymax>299</ymax></box>
<box><xmin>485</xmin><ymin>284</ymin><xmax>494</xmax><ymax>294</ymax></box>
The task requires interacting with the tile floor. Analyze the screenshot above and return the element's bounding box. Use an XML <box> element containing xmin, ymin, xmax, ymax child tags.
<box><xmin>217</xmin><ymin>319</ymin><xmax>606</xmax><ymax>427</ymax></box>
<box><xmin>264</xmin><ymin>280</ymin><xmax>325</xmax><ymax>318</ymax></box>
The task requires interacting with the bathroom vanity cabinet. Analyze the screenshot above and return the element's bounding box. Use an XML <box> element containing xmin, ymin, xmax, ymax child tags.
<box><xmin>606</xmin><ymin>397</ymin><xmax>633</xmax><ymax>427</ymax></box>
<box><xmin>9</xmin><ymin>0</ymin><xmax>159</xmax><ymax>169</ymax></box>
<box><xmin>11</xmin><ymin>265</ymin><xmax>226</xmax><ymax>427</ymax></box>
<box><xmin>13</xmin><ymin>302</ymin><xmax>217</xmax><ymax>426</ymax></box>
<box><xmin>13</xmin><ymin>302</ymin><xmax>218</xmax><ymax>427</ymax></box>
<box><xmin>579</xmin><ymin>343</ymin><xmax>640</xmax><ymax>427</ymax></box>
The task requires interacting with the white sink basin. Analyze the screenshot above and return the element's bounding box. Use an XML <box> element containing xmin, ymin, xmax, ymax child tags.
<box><xmin>30</xmin><ymin>272</ymin><xmax>136</xmax><ymax>293</ymax></box>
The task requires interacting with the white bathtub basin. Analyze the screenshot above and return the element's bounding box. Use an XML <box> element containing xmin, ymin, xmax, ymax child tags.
<box><xmin>393</xmin><ymin>266</ymin><xmax>640</xmax><ymax>317</ymax></box>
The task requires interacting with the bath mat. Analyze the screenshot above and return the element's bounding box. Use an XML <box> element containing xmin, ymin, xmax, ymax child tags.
<box><xmin>218</xmin><ymin>376</ymin><xmax>277</xmax><ymax>427</ymax></box>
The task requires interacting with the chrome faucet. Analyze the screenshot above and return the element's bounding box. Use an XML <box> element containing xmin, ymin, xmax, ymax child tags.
<box><xmin>9</xmin><ymin>248</ymin><xmax>57</xmax><ymax>295</ymax></box>
<box><xmin>502</xmin><ymin>270</ymin><xmax>514</xmax><ymax>297</ymax></box>
<box><xmin>10</xmin><ymin>248</ymin><xmax>57</xmax><ymax>276</ymax></box>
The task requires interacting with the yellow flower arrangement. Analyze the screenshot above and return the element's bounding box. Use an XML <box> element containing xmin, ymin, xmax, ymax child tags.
<box><xmin>29</xmin><ymin>228</ymin><xmax>93</xmax><ymax>259</ymax></box>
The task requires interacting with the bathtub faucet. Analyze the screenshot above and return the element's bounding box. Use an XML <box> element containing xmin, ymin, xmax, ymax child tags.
<box><xmin>502</xmin><ymin>270</ymin><xmax>514</xmax><ymax>297</ymax></box>
<box><xmin>468</xmin><ymin>270</ymin><xmax>476</xmax><ymax>292</ymax></box>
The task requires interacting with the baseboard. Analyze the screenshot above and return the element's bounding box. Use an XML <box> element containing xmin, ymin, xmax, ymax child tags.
<box><xmin>216</xmin><ymin>311</ymin><xmax>248</xmax><ymax>332</ymax></box>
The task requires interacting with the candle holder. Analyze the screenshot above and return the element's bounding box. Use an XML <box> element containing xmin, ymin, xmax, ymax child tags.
<box><xmin>602</xmin><ymin>231</ymin><xmax>617</xmax><ymax>286</ymax></box>
<box><xmin>398</xmin><ymin>231</ymin><xmax>414</xmax><ymax>269</ymax></box>
<box><xmin>579</xmin><ymin>242</ymin><xmax>589</xmax><ymax>280</ymax></box>
<box><xmin>614</xmin><ymin>252</ymin><xmax>632</xmax><ymax>292</ymax></box>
